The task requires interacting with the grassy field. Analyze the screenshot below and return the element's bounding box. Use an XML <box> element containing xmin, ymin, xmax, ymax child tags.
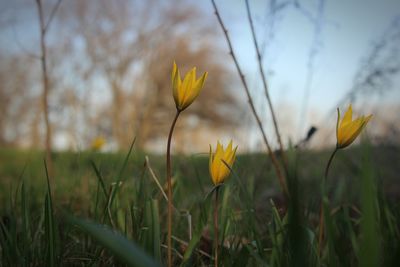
<box><xmin>0</xmin><ymin>144</ymin><xmax>399</xmax><ymax>266</ymax></box>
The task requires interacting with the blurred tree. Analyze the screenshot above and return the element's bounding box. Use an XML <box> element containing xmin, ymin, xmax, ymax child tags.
<box><xmin>0</xmin><ymin>53</ymin><xmax>39</xmax><ymax>147</ymax></box>
<box><xmin>0</xmin><ymin>0</ymin><xmax>242</xmax><ymax>151</ymax></box>
<box><xmin>55</xmin><ymin>0</ymin><xmax>241</xmax><ymax>150</ymax></box>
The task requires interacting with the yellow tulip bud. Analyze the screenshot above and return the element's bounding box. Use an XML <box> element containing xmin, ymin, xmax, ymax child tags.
<box><xmin>91</xmin><ymin>136</ymin><xmax>106</xmax><ymax>151</ymax></box>
<box><xmin>336</xmin><ymin>104</ymin><xmax>372</xmax><ymax>149</ymax></box>
<box><xmin>171</xmin><ymin>62</ymin><xmax>208</xmax><ymax>112</ymax></box>
<box><xmin>209</xmin><ymin>140</ymin><xmax>237</xmax><ymax>185</ymax></box>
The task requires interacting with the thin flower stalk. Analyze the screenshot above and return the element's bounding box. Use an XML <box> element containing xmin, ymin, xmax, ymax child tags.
<box><xmin>318</xmin><ymin>104</ymin><xmax>372</xmax><ymax>256</ymax></box>
<box><xmin>209</xmin><ymin>141</ymin><xmax>237</xmax><ymax>267</ymax></box>
<box><xmin>214</xmin><ymin>186</ymin><xmax>220</xmax><ymax>267</ymax></box>
<box><xmin>166</xmin><ymin>62</ymin><xmax>207</xmax><ymax>267</ymax></box>
<box><xmin>166</xmin><ymin>110</ymin><xmax>180</xmax><ymax>267</ymax></box>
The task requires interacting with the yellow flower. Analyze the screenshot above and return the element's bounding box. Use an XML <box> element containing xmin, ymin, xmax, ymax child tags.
<box><xmin>171</xmin><ymin>62</ymin><xmax>208</xmax><ymax>111</ymax></box>
<box><xmin>336</xmin><ymin>104</ymin><xmax>372</xmax><ymax>149</ymax></box>
<box><xmin>91</xmin><ymin>136</ymin><xmax>106</xmax><ymax>151</ymax></box>
<box><xmin>209</xmin><ymin>141</ymin><xmax>237</xmax><ymax>185</ymax></box>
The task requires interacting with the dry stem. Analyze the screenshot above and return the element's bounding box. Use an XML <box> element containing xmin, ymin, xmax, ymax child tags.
<box><xmin>244</xmin><ymin>0</ymin><xmax>288</xmax><ymax>172</ymax></box>
<box><xmin>35</xmin><ymin>0</ymin><xmax>62</xmax><ymax>179</ymax></box>
<box><xmin>211</xmin><ymin>0</ymin><xmax>288</xmax><ymax>197</ymax></box>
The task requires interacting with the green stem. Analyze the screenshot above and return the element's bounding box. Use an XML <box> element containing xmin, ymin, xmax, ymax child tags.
<box><xmin>324</xmin><ymin>148</ymin><xmax>338</xmax><ymax>182</ymax></box>
<box><xmin>214</xmin><ymin>186</ymin><xmax>220</xmax><ymax>267</ymax></box>
<box><xmin>318</xmin><ymin>147</ymin><xmax>338</xmax><ymax>256</ymax></box>
<box><xmin>166</xmin><ymin>110</ymin><xmax>180</xmax><ymax>267</ymax></box>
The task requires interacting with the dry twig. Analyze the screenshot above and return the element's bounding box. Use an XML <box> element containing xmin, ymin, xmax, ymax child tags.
<box><xmin>244</xmin><ymin>0</ymin><xmax>288</xmax><ymax>171</ymax></box>
<box><xmin>210</xmin><ymin>0</ymin><xmax>288</xmax><ymax>197</ymax></box>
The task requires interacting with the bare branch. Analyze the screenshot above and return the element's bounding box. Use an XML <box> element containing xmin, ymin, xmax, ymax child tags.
<box><xmin>297</xmin><ymin>0</ymin><xmax>326</xmax><ymax>136</ymax></box>
<box><xmin>329</xmin><ymin>15</ymin><xmax>400</xmax><ymax>117</ymax></box>
<box><xmin>44</xmin><ymin>0</ymin><xmax>63</xmax><ymax>32</ymax></box>
<box><xmin>245</xmin><ymin>0</ymin><xmax>288</xmax><ymax>171</ymax></box>
<box><xmin>35</xmin><ymin>0</ymin><xmax>54</xmax><ymax>177</ymax></box>
<box><xmin>210</xmin><ymin>0</ymin><xmax>288</xmax><ymax>197</ymax></box>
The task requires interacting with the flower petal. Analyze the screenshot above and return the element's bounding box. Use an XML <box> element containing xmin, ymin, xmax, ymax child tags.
<box><xmin>179</xmin><ymin>68</ymin><xmax>196</xmax><ymax>110</ymax></box>
<box><xmin>182</xmin><ymin>71</ymin><xmax>207</xmax><ymax>109</ymax></box>
<box><xmin>171</xmin><ymin>61</ymin><xmax>177</xmax><ymax>84</ymax></box>
<box><xmin>193</xmin><ymin>72</ymin><xmax>208</xmax><ymax>94</ymax></box>
<box><xmin>336</xmin><ymin>108</ymin><xmax>340</xmax><ymax>143</ymax></box>
<box><xmin>172</xmin><ymin>64</ymin><xmax>182</xmax><ymax>107</ymax></box>
<box><xmin>340</xmin><ymin>104</ymin><xmax>353</xmax><ymax>128</ymax></box>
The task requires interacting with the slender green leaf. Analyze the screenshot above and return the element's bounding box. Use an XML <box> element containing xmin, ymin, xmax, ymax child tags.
<box><xmin>108</xmin><ymin>137</ymin><xmax>136</xmax><ymax>208</ymax></box>
<box><xmin>65</xmin><ymin>214</ymin><xmax>162</xmax><ymax>267</ymax></box>
<box><xmin>359</xmin><ymin>146</ymin><xmax>380</xmax><ymax>267</ymax></box>
<box><xmin>21</xmin><ymin>182</ymin><xmax>31</xmax><ymax>266</ymax></box>
<box><xmin>44</xmin><ymin>160</ymin><xmax>56</xmax><ymax>267</ymax></box>
<box><xmin>90</xmin><ymin>160</ymin><xmax>108</xmax><ymax>198</ymax></box>
<box><xmin>143</xmin><ymin>199</ymin><xmax>161</xmax><ymax>261</ymax></box>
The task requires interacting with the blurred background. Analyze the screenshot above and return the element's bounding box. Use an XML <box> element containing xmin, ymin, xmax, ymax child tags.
<box><xmin>0</xmin><ymin>0</ymin><xmax>399</xmax><ymax>153</ymax></box>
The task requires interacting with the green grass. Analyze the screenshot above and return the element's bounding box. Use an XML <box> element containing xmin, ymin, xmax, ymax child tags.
<box><xmin>0</xmin><ymin>144</ymin><xmax>399</xmax><ymax>266</ymax></box>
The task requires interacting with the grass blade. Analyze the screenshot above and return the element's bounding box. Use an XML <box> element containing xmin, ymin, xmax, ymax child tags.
<box><xmin>90</xmin><ymin>160</ymin><xmax>108</xmax><ymax>198</ymax></box>
<box><xmin>65</xmin><ymin>214</ymin><xmax>162</xmax><ymax>267</ymax></box>
<box><xmin>359</xmin><ymin>145</ymin><xmax>380</xmax><ymax>267</ymax></box>
<box><xmin>143</xmin><ymin>199</ymin><xmax>161</xmax><ymax>261</ymax></box>
<box><xmin>180</xmin><ymin>201</ymin><xmax>209</xmax><ymax>266</ymax></box>
<box><xmin>322</xmin><ymin>197</ymin><xmax>338</xmax><ymax>267</ymax></box>
<box><xmin>44</xmin><ymin>159</ymin><xmax>57</xmax><ymax>267</ymax></box>
<box><xmin>108</xmin><ymin>137</ymin><xmax>136</xmax><ymax>208</ymax></box>
<box><xmin>21</xmin><ymin>182</ymin><xmax>31</xmax><ymax>266</ymax></box>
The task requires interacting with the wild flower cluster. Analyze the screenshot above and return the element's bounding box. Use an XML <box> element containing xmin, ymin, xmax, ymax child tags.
<box><xmin>166</xmin><ymin>62</ymin><xmax>371</xmax><ymax>267</ymax></box>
